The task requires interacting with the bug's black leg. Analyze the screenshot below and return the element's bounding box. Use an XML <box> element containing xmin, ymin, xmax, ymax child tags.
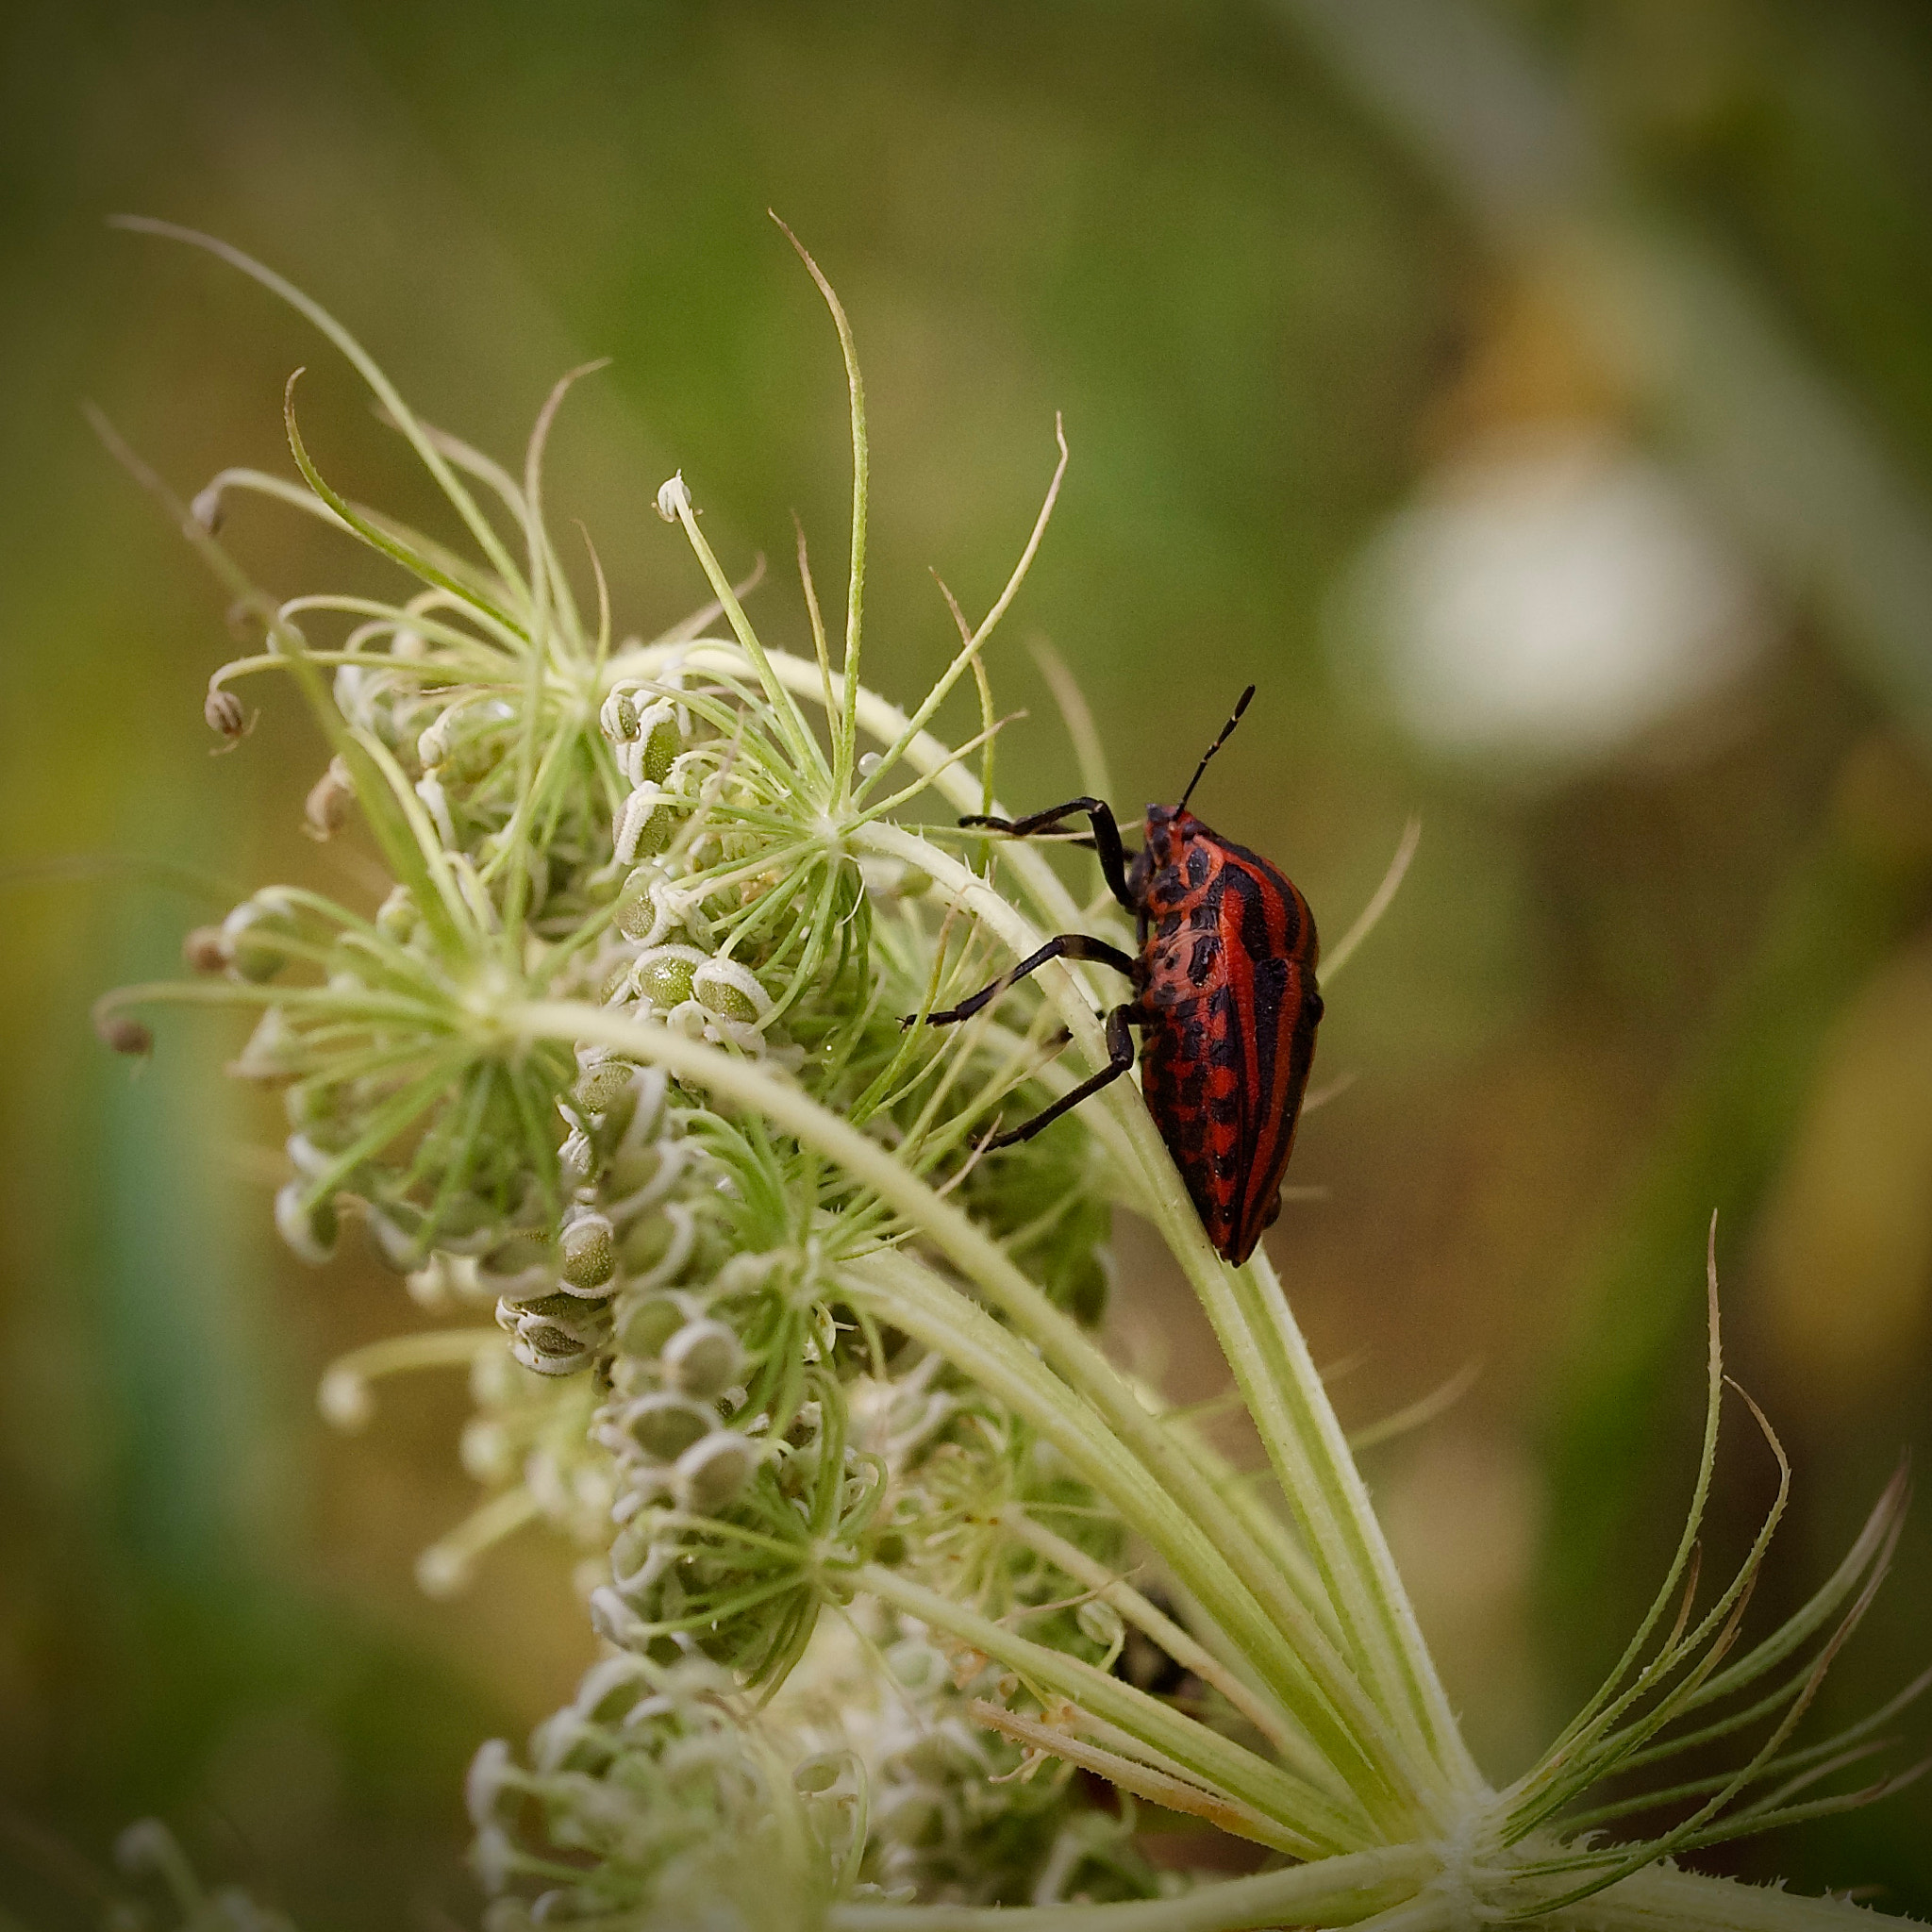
<box><xmin>916</xmin><ymin>933</ymin><xmax>1136</xmax><ymax>1028</ymax></box>
<box><xmin>987</xmin><ymin>1004</ymin><xmax>1138</xmax><ymax>1149</ymax></box>
<box><xmin>959</xmin><ymin>797</ymin><xmax>1136</xmax><ymax>912</ymax></box>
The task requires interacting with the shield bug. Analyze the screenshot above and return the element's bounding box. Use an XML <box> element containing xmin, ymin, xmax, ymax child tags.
<box><xmin>920</xmin><ymin>686</ymin><xmax>1321</xmax><ymax>1265</ymax></box>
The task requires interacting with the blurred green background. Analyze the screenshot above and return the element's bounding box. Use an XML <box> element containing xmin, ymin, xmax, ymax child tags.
<box><xmin>6</xmin><ymin>0</ymin><xmax>1932</xmax><ymax>1923</ymax></box>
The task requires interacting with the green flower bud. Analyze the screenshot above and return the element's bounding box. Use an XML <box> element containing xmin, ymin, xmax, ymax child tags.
<box><xmin>661</xmin><ymin>1319</ymin><xmax>741</xmax><ymax>1399</ymax></box>
<box><xmin>624</xmin><ymin>1393</ymin><xmax>713</xmax><ymax>1462</ymax></box>
<box><xmin>792</xmin><ymin>1755</ymin><xmax>843</xmax><ymax>1795</ymax></box>
<box><xmin>619</xmin><ymin>1210</ymin><xmax>675</xmax><ymax>1274</ymax></box>
<box><xmin>603</xmin><ymin>1141</ymin><xmax>664</xmax><ymax>1202</ymax></box>
<box><xmin>600</xmin><ymin>686</ymin><xmax>641</xmax><ymax>741</ymax></box>
<box><xmin>614</xmin><ymin>863</ymin><xmax>669</xmax><ymax>941</ymax></box>
<box><xmin>223</xmin><ymin>897</ymin><xmax>297</xmax><ymax>983</ymax></box>
<box><xmin>615</xmin><ymin>1292</ymin><xmax>685</xmax><ymax>1358</ymax></box>
<box><xmin>675</xmin><ymin>1430</ymin><xmax>757</xmax><ymax>1514</ymax></box>
<box><xmin>1075</xmin><ymin>1597</ymin><xmax>1125</xmax><ymax>1651</ymax></box>
<box><xmin>375</xmin><ymin>886</ymin><xmax>418</xmax><ymax>941</ymax></box>
<box><xmin>559</xmin><ymin>1210</ymin><xmax>617</xmax><ymax>1292</ymax></box>
<box><xmin>509</xmin><ymin>1316</ymin><xmax>596</xmax><ymax>1376</ymax></box>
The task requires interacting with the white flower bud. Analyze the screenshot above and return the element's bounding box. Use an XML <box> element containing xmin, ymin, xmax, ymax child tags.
<box><xmin>655</xmin><ymin>471</ymin><xmax>691</xmax><ymax>523</ymax></box>
<box><xmin>460</xmin><ymin>1418</ymin><xmax>515</xmax><ymax>1484</ymax></box>
<box><xmin>275</xmin><ymin>1181</ymin><xmax>338</xmax><ymax>1265</ymax></box>
<box><xmin>599</xmin><ymin>682</ymin><xmax>643</xmax><ymax>743</ymax></box>
<box><xmin>303</xmin><ymin>755</ymin><xmax>354</xmax><ymax>840</ymax></box>
<box><xmin>204</xmin><ymin>682</ymin><xmax>251</xmax><ymax>741</ymax></box>
<box><xmin>464</xmin><ymin>1738</ymin><xmax>516</xmax><ymax>1827</ymax></box>
<box><xmin>318</xmin><ymin>1365</ymin><xmax>374</xmax><ymax>1431</ymax></box>
<box><xmin>416</xmin><ymin>1540</ymin><xmax>472</xmax><ymax>1599</ymax></box>
<box><xmin>93</xmin><ymin>1008</ymin><xmax>152</xmax><ymax>1057</ymax></box>
<box><xmin>113</xmin><ymin>1819</ymin><xmax>176</xmax><ymax>1876</ymax></box>
<box><xmin>182</xmin><ymin>924</ymin><xmax>230</xmax><ymax>974</ymax></box>
<box><xmin>415</xmin><ymin>773</ymin><xmax>457</xmax><ymax>848</ymax></box>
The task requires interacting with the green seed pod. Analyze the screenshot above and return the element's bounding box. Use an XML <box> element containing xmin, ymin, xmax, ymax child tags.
<box><xmin>511</xmin><ymin>1318</ymin><xmax>596</xmax><ymax>1375</ymax></box>
<box><xmin>614</xmin><ymin>862</ymin><xmax>670</xmax><ymax>941</ymax></box>
<box><xmin>624</xmin><ymin>1393</ymin><xmax>713</xmax><ymax>1462</ymax></box>
<box><xmin>612</xmin><ymin>786</ymin><xmax>675</xmax><ymax>864</ymax></box>
<box><xmin>619</xmin><ymin>1210</ymin><xmax>675</xmax><ymax>1274</ymax></box>
<box><xmin>675</xmin><ymin>1430</ymin><xmax>757</xmax><ymax>1514</ymax></box>
<box><xmin>633</xmin><ymin>946</ymin><xmax>703</xmax><ymax>1011</ymax></box>
<box><xmin>559</xmin><ymin>1210</ymin><xmax>617</xmax><ymax>1292</ymax></box>
<box><xmin>615</xmin><ymin>1292</ymin><xmax>686</xmax><ymax>1359</ymax></box>
<box><xmin>692</xmin><ymin>958</ymin><xmax>767</xmax><ymax>1024</ymax></box>
<box><xmin>792</xmin><ymin>1755</ymin><xmax>842</xmax><ymax>1795</ymax></box>
<box><xmin>574</xmin><ymin>1058</ymin><xmax>640</xmax><ymax>1118</ymax></box>
<box><xmin>660</xmin><ymin>1319</ymin><xmax>741</xmax><ymax>1399</ymax></box>
<box><xmin>636</xmin><ymin>703</ymin><xmax>682</xmax><ymax>783</ymax></box>
<box><xmin>603</xmin><ymin>1141</ymin><xmax>664</xmax><ymax>1203</ymax></box>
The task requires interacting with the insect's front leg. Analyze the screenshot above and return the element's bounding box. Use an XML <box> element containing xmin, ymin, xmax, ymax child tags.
<box><xmin>959</xmin><ymin>796</ymin><xmax>1137</xmax><ymax>912</ymax></box>
<box><xmin>986</xmin><ymin>1003</ymin><xmax>1140</xmax><ymax>1149</ymax></box>
<box><xmin>910</xmin><ymin>932</ymin><xmax>1136</xmax><ymax>1029</ymax></box>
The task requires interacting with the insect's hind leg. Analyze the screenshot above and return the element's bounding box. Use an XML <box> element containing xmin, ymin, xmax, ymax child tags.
<box><xmin>987</xmin><ymin>1004</ymin><xmax>1139</xmax><ymax>1150</ymax></box>
<box><xmin>959</xmin><ymin>796</ymin><xmax>1135</xmax><ymax>911</ymax></box>
<box><xmin>914</xmin><ymin>932</ymin><xmax>1136</xmax><ymax>1029</ymax></box>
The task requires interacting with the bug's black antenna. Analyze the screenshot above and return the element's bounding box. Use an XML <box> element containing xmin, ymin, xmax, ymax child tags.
<box><xmin>1178</xmin><ymin>684</ymin><xmax>1257</xmax><ymax>811</ymax></box>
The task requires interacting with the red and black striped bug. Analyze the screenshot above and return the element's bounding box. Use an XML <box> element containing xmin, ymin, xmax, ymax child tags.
<box><xmin>921</xmin><ymin>686</ymin><xmax>1322</xmax><ymax>1265</ymax></box>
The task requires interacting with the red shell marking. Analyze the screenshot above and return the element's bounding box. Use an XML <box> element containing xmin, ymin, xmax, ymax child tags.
<box><xmin>1134</xmin><ymin>805</ymin><xmax>1322</xmax><ymax>1264</ymax></box>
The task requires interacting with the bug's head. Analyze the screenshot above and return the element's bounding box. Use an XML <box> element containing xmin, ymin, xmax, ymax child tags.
<box><xmin>1141</xmin><ymin>800</ymin><xmax>1190</xmax><ymax>863</ymax></box>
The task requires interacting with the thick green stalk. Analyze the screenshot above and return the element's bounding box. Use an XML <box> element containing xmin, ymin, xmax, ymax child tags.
<box><xmin>827</xmin><ymin>1845</ymin><xmax>1437</xmax><ymax>1932</ymax></box>
<box><xmin>507</xmin><ymin>999</ymin><xmax>1419</xmax><ymax>1824</ymax></box>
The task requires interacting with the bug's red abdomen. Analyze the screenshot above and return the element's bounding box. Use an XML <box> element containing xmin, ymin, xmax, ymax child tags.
<box><xmin>1136</xmin><ymin>807</ymin><xmax>1322</xmax><ymax>1264</ymax></box>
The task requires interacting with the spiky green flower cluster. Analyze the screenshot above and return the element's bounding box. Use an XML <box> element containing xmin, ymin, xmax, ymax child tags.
<box><xmin>102</xmin><ymin>222</ymin><xmax>1926</xmax><ymax>1932</ymax></box>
